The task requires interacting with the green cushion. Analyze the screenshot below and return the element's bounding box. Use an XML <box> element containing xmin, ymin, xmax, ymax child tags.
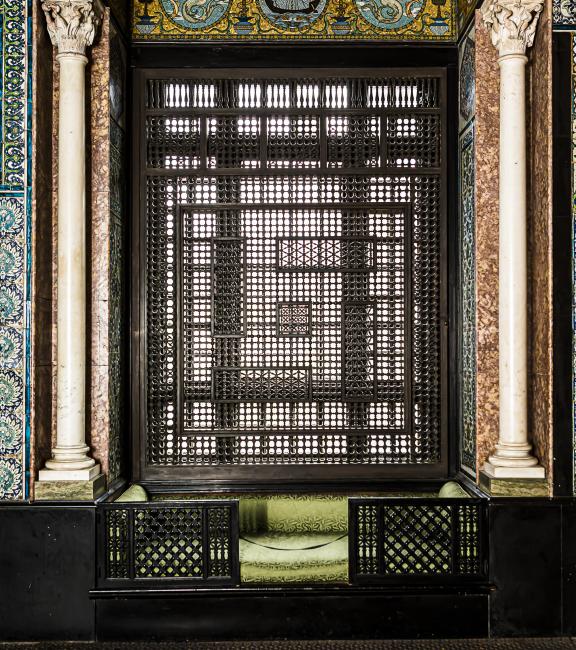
<box><xmin>240</xmin><ymin>533</ymin><xmax>348</xmax><ymax>584</ymax></box>
<box><xmin>116</xmin><ymin>484</ymin><xmax>149</xmax><ymax>502</ymax></box>
<box><xmin>437</xmin><ymin>481</ymin><xmax>470</xmax><ymax>498</ymax></box>
<box><xmin>240</xmin><ymin>494</ymin><xmax>348</xmax><ymax>534</ymax></box>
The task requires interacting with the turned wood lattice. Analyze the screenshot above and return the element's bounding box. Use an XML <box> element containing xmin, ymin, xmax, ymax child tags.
<box><xmin>136</xmin><ymin>69</ymin><xmax>446</xmax><ymax>480</ymax></box>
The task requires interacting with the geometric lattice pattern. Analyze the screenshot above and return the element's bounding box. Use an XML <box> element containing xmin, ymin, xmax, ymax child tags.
<box><xmin>134</xmin><ymin>508</ymin><xmax>204</xmax><ymax>578</ymax></box>
<box><xmin>101</xmin><ymin>503</ymin><xmax>239</xmax><ymax>585</ymax></box>
<box><xmin>350</xmin><ymin>498</ymin><xmax>484</xmax><ymax>583</ymax></box>
<box><xmin>355</xmin><ymin>503</ymin><xmax>379</xmax><ymax>576</ymax></box>
<box><xmin>276</xmin><ymin>302</ymin><xmax>311</xmax><ymax>337</ymax></box>
<box><xmin>106</xmin><ymin>509</ymin><xmax>130</xmax><ymax>578</ymax></box>
<box><xmin>382</xmin><ymin>504</ymin><xmax>452</xmax><ymax>574</ymax></box>
<box><xmin>456</xmin><ymin>504</ymin><xmax>481</xmax><ymax>575</ymax></box>
<box><xmin>141</xmin><ymin>71</ymin><xmax>445</xmax><ymax>475</ymax></box>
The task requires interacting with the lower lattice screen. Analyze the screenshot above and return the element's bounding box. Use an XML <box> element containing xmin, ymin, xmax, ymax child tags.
<box><xmin>141</xmin><ymin>70</ymin><xmax>445</xmax><ymax>473</ymax></box>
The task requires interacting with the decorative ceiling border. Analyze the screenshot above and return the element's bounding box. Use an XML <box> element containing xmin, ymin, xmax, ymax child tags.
<box><xmin>132</xmin><ymin>0</ymin><xmax>458</xmax><ymax>41</ymax></box>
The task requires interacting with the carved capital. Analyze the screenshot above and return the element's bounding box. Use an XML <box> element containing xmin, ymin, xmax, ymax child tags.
<box><xmin>42</xmin><ymin>0</ymin><xmax>104</xmax><ymax>56</ymax></box>
<box><xmin>481</xmin><ymin>0</ymin><xmax>544</xmax><ymax>57</ymax></box>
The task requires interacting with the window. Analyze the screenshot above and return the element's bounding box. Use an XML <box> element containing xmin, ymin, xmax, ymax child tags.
<box><xmin>135</xmin><ymin>69</ymin><xmax>447</xmax><ymax>481</ymax></box>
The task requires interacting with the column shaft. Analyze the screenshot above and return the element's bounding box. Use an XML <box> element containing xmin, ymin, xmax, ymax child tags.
<box><xmin>47</xmin><ymin>54</ymin><xmax>95</xmax><ymax>470</ymax></box>
<box><xmin>495</xmin><ymin>54</ymin><xmax>534</xmax><ymax>461</ymax></box>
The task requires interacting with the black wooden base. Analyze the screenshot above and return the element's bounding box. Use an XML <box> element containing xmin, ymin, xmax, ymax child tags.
<box><xmin>95</xmin><ymin>592</ymin><xmax>488</xmax><ymax>641</ymax></box>
<box><xmin>1</xmin><ymin>498</ymin><xmax>576</xmax><ymax>641</ymax></box>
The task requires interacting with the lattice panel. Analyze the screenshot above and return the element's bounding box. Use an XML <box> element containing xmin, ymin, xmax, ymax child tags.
<box><xmin>386</xmin><ymin>115</ymin><xmax>441</xmax><ymax>167</ymax></box>
<box><xmin>207</xmin><ymin>116</ymin><xmax>261</xmax><ymax>169</ymax></box>
<box><xmin>146</xmin><ymin>76</ymin><xmax>441</xmax><ymax>111</ymax></box>
<box><xmin>134</xmin><ymin>507</ymin><xmax>205</xmax><ymax>578</ymax></box>
<box><xmin>355</xmin><ymin>503</ymin><xmax>379</xmax><ymax>575</ymax></box>
<box><xmin>106</xmin><ymin>509</ymin><xmax>130</xmax><ymax>579</ymax></box>
<box><xmin>101</xmin><ymin>503</ymin><xmax>239</xmax><ymax>585</ymax></box>
<box><xmin>456</xmin><ymin>504</ymin><xmax>481</xmax><ymax>575</ymax></box>
<box><xmin>142</xmin><ymin>71</ymin><xmax>444</xmax><ymax>473</ymax></box>
<box><xmin>327</xmin><ymin>116</ymin><xmax>381</xmax><ymax>169</ymax></box>
<box><xmin>350</xmin><ymin>499</ymin><xmax>485</xmax><ymax>582</ymax></box>
<box><xmin>207</xmin><ymin>506</ymin><xmax>234</xmax><ymax>577</ymax></box>
<box><xmin>382</xmin><ymin>504</ymin><xmax>452</xmax><ymax>575</ymax></box>
<box><xmin>147</xmin><ymin>116</ymin><xmax>201</xmax><ymax>169</ymax></box>
<box><xmin>268</xmin><ymin>116</ymin><xmax>320</xmax><ymax>169</ymax></box>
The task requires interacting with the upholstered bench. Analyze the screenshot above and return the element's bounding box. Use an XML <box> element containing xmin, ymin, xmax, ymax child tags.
<box><xmin>238</xmin><ymin>494</ymin><xmax>349</xmax><ymax>584</ymax></box>
<box><xmin>113</xmin><ymin>482</ymin><xmax>470</xmax><ymax>584</ymax></box>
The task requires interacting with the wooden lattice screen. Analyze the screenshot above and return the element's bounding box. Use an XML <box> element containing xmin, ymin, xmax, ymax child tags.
<box><xmin>134</xmin><ymin>68</ymin><xmax>447</xmax><ymax>481</ymax></box>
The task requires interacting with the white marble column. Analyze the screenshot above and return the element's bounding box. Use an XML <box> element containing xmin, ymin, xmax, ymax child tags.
<box><xmin>37</xmin><ymin>0</ymin><xmax>104</xmax><ymax>490</ymax></box>
<box><xmin>481</xmin><ymin>0</ymin><xmax>545</xmax><ymax>479</ymax></box>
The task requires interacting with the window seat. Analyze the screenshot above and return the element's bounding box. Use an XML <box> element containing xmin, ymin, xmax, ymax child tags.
<box><xmin>113</xmin><ymin>482</ymin><xmax>471</xmax><ymax>585</ymax></box>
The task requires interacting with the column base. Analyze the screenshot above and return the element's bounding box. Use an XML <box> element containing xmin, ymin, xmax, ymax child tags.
<box><xmin>38</xmin><ymin>464</ymin><xmax>101</xmax><ymax>481</ymax></box>
<box><xmin>35</xmin><ymin>470</ymin><xmax>106</xmax><ymax>501</ymax></box>
<box><xmin>480</xmin><ymin>466</ymin><xmax>548</xmax><ymax>497</ymax></box>
<box><xmin>482</xmin><ymin>461</ymin><xmax>545</xmax><ymax>479</ymax></box>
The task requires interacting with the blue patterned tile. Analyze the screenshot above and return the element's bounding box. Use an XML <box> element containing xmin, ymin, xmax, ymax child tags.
<box><xmin>0</xmin><ymin>196</ymin><xmax>25</xmax><ymax>234</ymax></box>
<box><xmin>1</xmin><ymin>0</ymin><xmax>29</xmax><ymax>190</ymax></box>
<box><xmin>0</xmin><ymin>368</ymin><xmax>24</xmax><ymax>409</ymax></box>
<box><xmin>458</xmin><ymin>20</ymin><xmax>476</xmax><ymax>476</ymax></box>
<box><xmin>458</xmin><ymin>24</ymin><xmax>475</xmax><ymax>133</ymax></box>
<box><xmin>0</xmin><ymin>283</ymin><xmax>24</xmax><ymax>325</ymax></box>
<box><xmin>459</xmin><ymin>121</ymin><xmax>476</xmax><ymax>475</ymax></box>
<box><xmin>0</xmin><ymin>239</ymin><xmax>24</xmax><ymax>280</ymax></box>
<box><xmin>0</xmin><ymin>413</ymin><xmax>22</xmax><ymax>454</ymax></box>
<box><xmin>0</xmin><ymin>326</ymin><xmax>23</xmax><ymax>368</ymax></box>
<box><xmin>0</xmin><ymin>0</ymin><xmax>31</xmax><ymax>501</ymax></box>
<box><xmin>0</xmin><ymin>456</ymin><xmax>23</xmax><ymax>499</ymax></box>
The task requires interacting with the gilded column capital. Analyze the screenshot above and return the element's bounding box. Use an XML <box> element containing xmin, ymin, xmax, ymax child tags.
<box><xmin>481</xmin><ymin>0</ymin><xmax>544</xmax><ymax>57</ymax></box>
<box><xmin>42</xmin><ymin>0</ymin><xmax>104</xmax><ymax>57</ymax></box>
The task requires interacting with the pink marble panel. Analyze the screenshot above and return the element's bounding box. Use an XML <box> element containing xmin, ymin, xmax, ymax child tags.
<box><xmin>474</xmin><ymin>11</ymin><xmax>500</xmax><ymax>476</ymax></box>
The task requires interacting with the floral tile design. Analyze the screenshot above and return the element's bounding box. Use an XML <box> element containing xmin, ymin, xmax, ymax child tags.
<box><xmin>0</xmin><ymin>0</ymin><xmax>32</xmax><ymax>501</ymax></box>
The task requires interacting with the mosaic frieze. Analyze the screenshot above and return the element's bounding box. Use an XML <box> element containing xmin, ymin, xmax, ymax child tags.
<box><xmin>457</xmin><ymin>0</ymin><xmax>475</xmax><ymax>33</ymax></box>
<box><xmin>1</xmin><ymin>0</ymin><xmax>29</xmax><ymax>191</ymax></box>
<box><xmin>133</xmin><ymin>0</ymin><xmax>457</xmax><ymax>41</ymax></box>
<box><xmin>554</xmin><ymin>0</ymin><xmax>576</xmax><ymax>26</ymax></box>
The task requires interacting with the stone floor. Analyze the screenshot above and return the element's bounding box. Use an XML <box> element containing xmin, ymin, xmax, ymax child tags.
<box><xmin>1</xmin><ymin>640</ymin><xmax>576</xmax><ymax>649</ymax></box>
